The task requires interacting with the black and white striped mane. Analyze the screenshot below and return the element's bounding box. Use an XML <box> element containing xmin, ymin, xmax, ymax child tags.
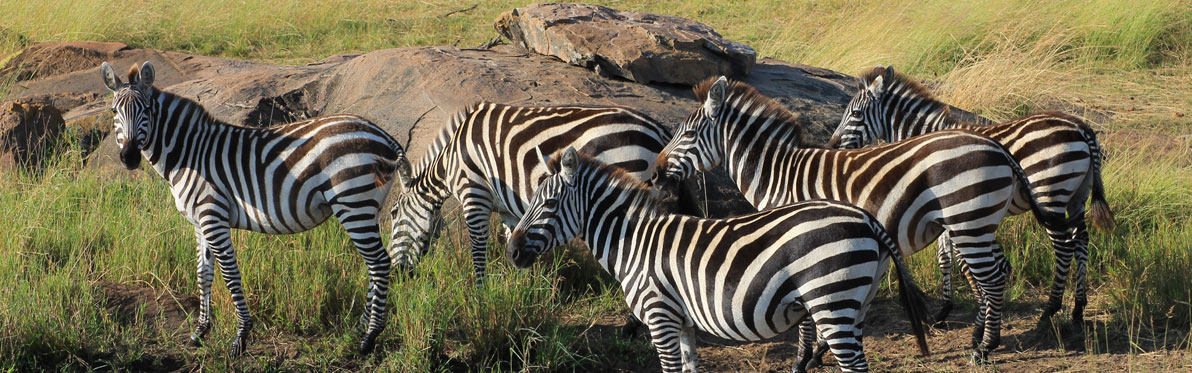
<box><xmin>547</xmin><ymin>150</ymin><xmax>666</xmax><ymax>217</ymax></box>
<box><xmin>858</xmin><ymin>66</ymin><xmax>953</xmax><ymax>120</ymax></box>
<box><xmin>692</xmin><ymin>77</ymin><xmax>818</xmax><ymax>149</ymax></box>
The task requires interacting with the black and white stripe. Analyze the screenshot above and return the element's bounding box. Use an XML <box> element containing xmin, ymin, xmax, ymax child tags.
<box><xmin>387</xmin><ymin>102</ymin><xmax>686</xmax><ymax>282</ymax></box>
<box><xmin>829</xmin><ymin>65</ymin><xmax>1114</xmax><ymax>325</ymax></box>
<box><xmin>652</xmin><ymin>76</ymin><xmax>1064</xmax><ymax>363</ymax></box>
<box><xmin>101</xmin><ymin>61</ymin><xmax>407</xmax><ymax>355</ymax></box>
<box><xmin>507</xmin><ymin>147</ymin><xmax>931</xmax><ymax>373</ymax></box>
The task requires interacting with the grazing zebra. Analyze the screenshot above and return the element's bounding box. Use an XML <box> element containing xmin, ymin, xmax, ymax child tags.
<box><xmin>651</xmin><ymin>76</ymin><xmax>1064</xmax><ymax>364</ymax></box>
<box><xmin>829</xmin><ymin>65</ymin><xmax>1114</xmax><ymax>325</ymax></box>
<box><xmin>100</xmin><ymin>61</ymin><xmax>407</xmax><ymax>355</ymax></box>
<box><xmin>387</xmin><ymin>102</ymin><xmax>696</xmax><ymax>281</ymax></box>
<box><xmin>507</xmin><ymin>147</ymin><xmax>931</xmax><ymax>373</ymax></box>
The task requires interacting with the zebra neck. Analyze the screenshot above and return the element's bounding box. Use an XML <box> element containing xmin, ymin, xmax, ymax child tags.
<box><xmin>885</xmin><ymin>90</ymin><xmax>956</xmax><ymax>141</ymax></box>
<box><xmin>718</xmin><ymin>109</ymin><xmax>804</xmax><ymax>208</ymax></box>
<box><xmin>142</xmin><ymin>89</ymin><xmax>229</xmax><ymax>179</ymax></box>
<box><xmin>580</xmin><ymin>178</ymin><xmax>667</xmax><ymax>282</ymax></box>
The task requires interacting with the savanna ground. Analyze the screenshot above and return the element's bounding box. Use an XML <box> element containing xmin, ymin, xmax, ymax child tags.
<box><xmin>2</xmin><ymin>1</ymin><xmax>1191</xmax><ymax>371</ymax></box>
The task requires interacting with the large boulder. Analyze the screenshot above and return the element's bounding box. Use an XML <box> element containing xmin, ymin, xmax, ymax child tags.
<box><xmin>0</xmin><ymin>7</ymin><xmax>989</xmax><ymax>218</ymax></box>
<box><xmin>0</xmin><ymin>100</ymin><xmax>65</xmax><ymax>170</ymax></box>
<box><xmin>495</xmin><ymin>3</ymin><xmax>756</xmax><ymax>85</ymax></box>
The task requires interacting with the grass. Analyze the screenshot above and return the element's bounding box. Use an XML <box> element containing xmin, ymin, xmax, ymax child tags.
<box><xmin>1</xmin><ymin>0</ymin><xmax>1190</xmax><ymax>370</ymax></box>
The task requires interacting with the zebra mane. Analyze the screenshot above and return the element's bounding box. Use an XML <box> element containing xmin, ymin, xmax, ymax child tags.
<box><xmin>693</xmin><ymin>77</ymin><xmax>817</xmax><ymax>148</ymax></box>
<box><xmin>546</xmin><ymin>151</ymin><xmax>664</xmax><ymax>216</ymax></box>
<box><xmin>409</xmin><ymin>103</ymin><xmax>474</xmax><ymax>179</ymax></box>
<box><xmin>859</xmin><ymin>66</ymin><xmax>953</xmax><ymax>119</ymax></box>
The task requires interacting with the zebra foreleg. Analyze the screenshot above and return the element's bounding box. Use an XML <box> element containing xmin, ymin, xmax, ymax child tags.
<box><xmin>205</xmin><ymin>224</ymin><xmax>254</xmax><ymax>357</ymax></box>
<box><xmin>333</xmin><ymin>203</ymin><xmax>392</xmax><ymax>354</ymax></box>
<box><xmin>461</xmin><ymin>195</ymin><xmax>495</xmax><ymax>285</ymax></box>
<box><xmin>189</xmin><ymin>230</ymin><xmax>214</xmax><ymax>347</ymax></box>
<box><xmin>643</xmin><ymin>311</ymin><xmax>687</xmax><ymax>373</ymax></box>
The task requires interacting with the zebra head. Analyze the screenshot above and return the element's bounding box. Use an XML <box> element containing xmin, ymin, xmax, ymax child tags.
<box><xmin>387</xmin><ymin>171</ymin><xmax>444</xmax><ymax>273</ymax></box>
<box><xmin>650</xmin><ymin>76</ymin><xmax>730</xmax><ymax>193</ymax></box>
<box><xmin>829</xmin><ymin>65</ymin><xmax>895</xmax><ymax>149</ymax></box>
<box><xmin>101</xmin><ymin>61</ymin><xmax>156</xmax><ymax>170</ymax></box>
<box><xmin>507</xmin><ymin>146</ymin><xmax>584</xmax><ymax>269</ymax></box>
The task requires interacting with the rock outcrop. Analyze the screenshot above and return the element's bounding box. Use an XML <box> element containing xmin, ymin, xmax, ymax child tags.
<box><xmin>0</xmin><ymin>5</ymin><xmax>989</xmax><ymax>217</ymax></box>
<box><xmin>0</xmin><ymin>100</ymin><xmax>65</xmax><ymax>170</ymax></box>
<box><xmin>495</xmin><ymin>3</ymin><xmax>756</xmax><ymax>85</ymax></box>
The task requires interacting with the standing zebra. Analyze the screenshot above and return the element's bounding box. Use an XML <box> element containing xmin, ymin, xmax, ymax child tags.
<box><xmin>100</xmin><ymin>61</ymin><xmax>407</xmax><ymax>355</ymax></box>
<box><xmin>652</xmin><ymin>76</ymin><xmax>1064</xmax><ymax>364</ymax></box>
<box><xmin>387</xmin><ymin>102</ymin><xmax>694</xmax><ymax>281</ymax></box>
<box><xmin>829</xmin><ymin>65</ymin><xmax>1114</xmax><ymax>325</ymax></box>
<box><xmin>507</xmin><ymin>147</ymin><xmax>931</xmax><ymax>373</ymax></box>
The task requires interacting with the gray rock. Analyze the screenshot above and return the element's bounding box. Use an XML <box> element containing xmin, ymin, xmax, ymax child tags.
<box><xmin>495</xmin><ymin>3</ymin><xmax>755</xmax><ymax>85</ymax></box>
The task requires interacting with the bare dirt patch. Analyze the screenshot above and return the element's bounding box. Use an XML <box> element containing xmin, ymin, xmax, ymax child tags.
<box><xmin>573</xmin><ymin>294</ymin><xmax>1191</xmax><ymax>372</ymax></box>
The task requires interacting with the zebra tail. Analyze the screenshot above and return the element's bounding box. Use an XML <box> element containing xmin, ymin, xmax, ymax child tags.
<box><xmin>1084</xmin><ymin>130</ymin><xmax>1115</xmax><ymax>231</ymax></box>
<box><xmin>870</xmin><ymin>219</ymin><xmax>931</xmax><ymax>356</ymax></box>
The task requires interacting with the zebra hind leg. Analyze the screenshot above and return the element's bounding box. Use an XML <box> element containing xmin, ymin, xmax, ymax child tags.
<box><xmin>934</xmin><ymin>231</ymin><xmax>957</xmax><ymax>326</ymax></box>
<box><xmin>1039</xmin><ymin>220</ymin><xmax>1077</xmax><ymax>323</ymax></box>
<box><xmin>1070</xmin><ymin>218</ymin><xmax>1091</xmax><ymax>326</ymax></box>
<box><xmin>333</xmin><ymin>203</ymin><xmax>392</xmax><ymax>354</ymax></box>
<box><xmin>793</xmin><ymin>318</ymin><xmax>822</xmax><ymax>372</ymax></box>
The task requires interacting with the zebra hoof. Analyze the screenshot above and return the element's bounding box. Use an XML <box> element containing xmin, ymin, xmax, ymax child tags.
<box><xmin>1039</xmin><ymin>303</ymin><xmax>1061</xmax><ymax>322</ymax></box>
<box><xmin>228</xmin><ymin>336</ymin><xmax>248</xmax><ymax>357</ymax></box>
<box><xmin>188</xmin><ymin>334</ymin><xmax>203</xmax><ymax>347</ymax></box>
<box><xmin>1071</xmin><ymin>303</ymin><xmax>1086</xmax><ymax>328</ymax></box>
<box><xmin>359</xmin><ymin>335</ymin><xmax>378</xmax><ymax>355</ymax></box>
<box><xmin>620</xmin><ymin>316</ymin><xmax>643</xmax><ymax>338</ymax></box>
<box><xmin>968</xmin><ymin>350</ymin><xmax>992</xmax><ymax>365</ymax></box>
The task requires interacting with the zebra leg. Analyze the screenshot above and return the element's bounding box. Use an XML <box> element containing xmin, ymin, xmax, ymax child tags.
<box><xmin>813</xmin><ymin>313</ymin><xmax>867</xmax><ymax>372</ymax></box>
<box><xmin>331</xmin><ymin>202</ymin><xmax>392</xmax><ymax>354</ymax></box>
<box><xmin>793</xmin><ymin>318</ymin><xmax>820</xmax><ymax>372</ymax></box>
<box><xmin>189</xmin><ymin>228</ymin><xmax>214</xmax><ymax>346</ymax></box>
<box><xmin>644</xmin><ymin>312</ymin><xmax>687</xmax><ymax>373</ymax></box>
<box><xmin>1040</xmin><ymin>222</ymin><xmax>1077</xmax><ymax>322</ymax></box>
<box><xmin>678</xmin><ymin>324</ymin><xmax>699</xmax><ymax>373</ymax></box>
<box><xmin>955</xmin><ymin>237</ymin><xmax>1009</xmax><ymax>364</ymax></box>
<box><xmin>1070</xmin><ymin>219</ymin><xmax>1091</xmax><ymax>326</ymax></box>
<box><xmin>934</xmin><ymin>231</ymin><xmax>956</xmax><ymax>325</ymax></box>
<box><xmin>460</xmin><ymin>194</ymin><xmax>495</xmax><ymax>285</ymax></box>
<box><xmin>203</xmin><ymin>223</ymin><xmax>253</xmax><ymax>357</ymax></box>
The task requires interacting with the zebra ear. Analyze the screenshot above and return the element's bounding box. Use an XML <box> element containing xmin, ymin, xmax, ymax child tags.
<box><xmin>560</xmin><ymin>146</ymin><xmax>578</xmax><ymax>184</ymax></box>
<box><xmin>101</xmin><ymin>62</ymin><xmax>121</xmax><ymax>92</ymax></box>
<box><xmin>703</xmin><ymin>76</ymin><xmax>728</xmax><ymax>118</ymax></box>
<box><xmin>137</xmin><ymin>61</ymin><xmax>156</xmax><ymax>89</ymax></box>
<box><xmin>867</xmin><ymin>67</ymin><xmax>889</xmax><ymax>98</ymax></box>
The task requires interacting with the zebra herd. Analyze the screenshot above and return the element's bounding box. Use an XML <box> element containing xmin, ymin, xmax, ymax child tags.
<box><xmin>100</xmin><ymin>59</ymin><xmax>1110</xmax><ymax>371</ymax></box>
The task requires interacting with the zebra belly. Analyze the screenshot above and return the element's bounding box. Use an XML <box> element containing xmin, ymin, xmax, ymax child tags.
<box><xmin>225</xmin><ymin>196</ymin><xmax>333</xmax><ymax>235</ymax></box>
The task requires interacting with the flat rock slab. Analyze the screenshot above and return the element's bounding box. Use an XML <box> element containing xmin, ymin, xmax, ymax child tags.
<box><xmin>495</xmin><ymin>3</ymin><xmax>756</xmax><ymax>85</ymax></box>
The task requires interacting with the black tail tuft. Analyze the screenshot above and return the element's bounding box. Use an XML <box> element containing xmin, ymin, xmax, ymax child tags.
<box><xmin>871</xmin><ymin>220</ymin><xmax>931</xmax><ymax>356</ymax></box>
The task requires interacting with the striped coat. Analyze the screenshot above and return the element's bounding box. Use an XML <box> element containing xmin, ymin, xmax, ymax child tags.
<box><xmin>508</xmin><ymin>147</ymin><xmax>930</xmax><ymax>372</ymax></box>
<box><xmin>652</xmin><ymin>77</ymin><xmax>1064</xmax><ymax>364</ymax></box>
<box><xmin>829</xmin><ymin>65</ymin><xmax>1113</xmax><ymax>325</ymax></box>
<box><xmin>387</xmin><ymin>102</ymin><xmax>690</xmax><ymax>282</ymax></box>
<box><xmin>101</xmin><ymin>61</ymin><xmax>406</xmax><ymax>354</ymax></box>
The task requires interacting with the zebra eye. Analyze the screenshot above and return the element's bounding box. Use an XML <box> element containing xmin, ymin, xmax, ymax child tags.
<box><xmin>682</xmin><ymin>129</ymin><xmax>697</xmax><ymax>137</ymax></box>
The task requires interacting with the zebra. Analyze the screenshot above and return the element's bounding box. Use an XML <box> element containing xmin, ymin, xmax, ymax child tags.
<box><xmin>100</xmin><ymin>61</ymin><xmax>408</xmax><ymax>355</ymax></box>
<box><xmin>507</xmin><ymin>147</ymin><xmax>932</xmax><ymax>373</ymax></box>
<box><xmin>829</xmin><ymin>65</ymin><xmax>1114</xmax><ymax>326</ymax></box>
<box><xmin>387</xmin><ymin>102</ymin><xmax>698</xmax><ymax>282</ymax></box>
<box><xmin>651</xmin><ymin>76</ymin><xmax>1065</xmax><ymax>364</ymax></box>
